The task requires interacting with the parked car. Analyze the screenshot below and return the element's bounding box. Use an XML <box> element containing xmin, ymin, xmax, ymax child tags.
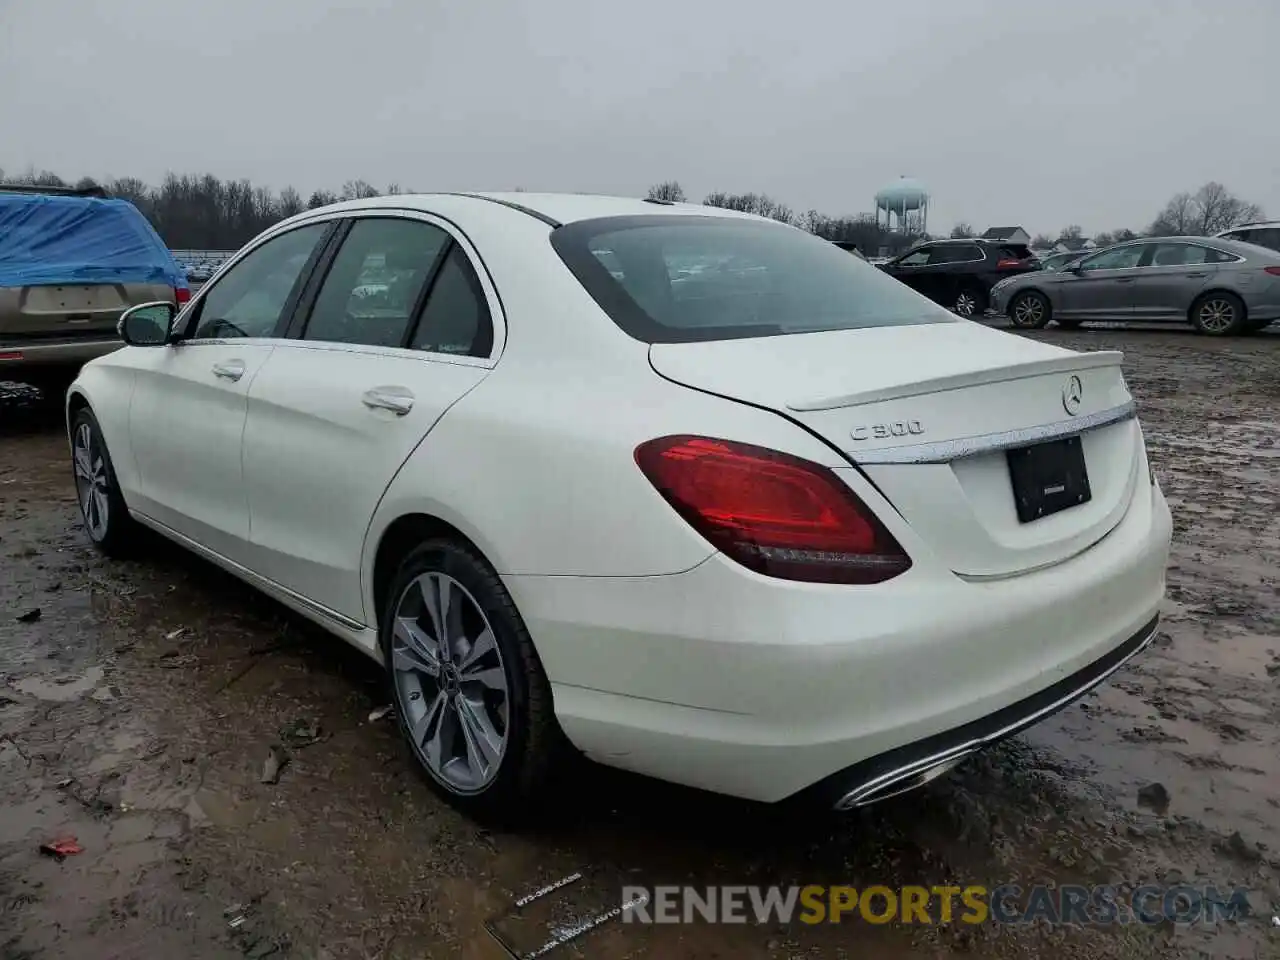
<box><xmin>876</xmin><ymin>238</ymin><xmax>1038</xmax><ymax>317</ymax></box>
<box><xmin>992</xmin><ymin>237</ymin><xmax>1280</xmax><ymax>335</ymax></box>
<box><xmin>1215</xmin><ymin>220</ymin><xmax>1280</xmax><ymax>255</ymax></box>
<box><xmin>1037</xmin><ymin>251</ymin><xmax>1092</xmax><ymax>272</ymax></box>
<box><xmin>67</xmin><ymin>193</ymin><xmax>1170</xmax><ymax>819</ymax></box>
<box><xmin>0</xmin><ymin>184</ymin><xmax>189</xmax><ymax>395</ymax></box>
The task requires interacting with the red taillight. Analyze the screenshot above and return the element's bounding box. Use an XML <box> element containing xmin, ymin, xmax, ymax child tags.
<box><xmin>635</xmin><ymin>435</ymin><xmax>911</xmax><ymax>584</ymax></box>
<box><xmin>996</xmin><ymin>258</ymin><xmax>1023</xmax><ymax>269</ymax></box>
<box><xmin>0</xmin><ymin>351</ymin><xmax>23</xmax><ymax>361</ymax></box>
<box><xmin>175</xmin><ymin>286</ymin><xmax>192</xmax><ymax>304</ymax></box>
<box><xmin>1264</xmin><ymin>266</ymin><xmax>1280</xmax><ymax>276</ymax></box>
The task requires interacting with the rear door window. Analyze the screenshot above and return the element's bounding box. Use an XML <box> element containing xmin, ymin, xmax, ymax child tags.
<box><xmin>551</xmin><ymin>215</ymin><xmax>954</xmax><ymax>343</ymax></box>
<box><xmin>303</xmin><ymin>218</ymin><xmax>449</xmax><ymax>348</ymax></box>
<box><xmin>998</xmin><ymin>244</ymin><xmax>1033</xmax><ymax>261</ymax></box>
<box><xmin>409</xmin><ymin>245</ymin><xmax>494</xmax><ymax>357</ymax></box>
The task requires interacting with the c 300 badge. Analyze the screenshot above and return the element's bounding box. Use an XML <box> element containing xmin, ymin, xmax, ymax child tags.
<box><xmin>851</xmin><ymin>421</ymin><xmax>924</xmax><ymax>441</ymax></box>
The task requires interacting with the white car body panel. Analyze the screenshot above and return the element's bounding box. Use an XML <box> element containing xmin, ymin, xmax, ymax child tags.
<box><xmin>66</xmin><ymin>192</ymin><xmax>1172</xmax><ymax>807</ymax></box>
<box><xmin>127</xmin><ymin>340</ymin><xmax>277</xmax><ymax>561</ymax></box>
<box><xmin>242</xmin><ymin>342</ymin><xmax>491</xmax><ymax>624</ymax></box>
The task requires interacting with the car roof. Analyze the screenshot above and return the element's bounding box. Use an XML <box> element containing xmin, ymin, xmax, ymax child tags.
<box><xmin>1217</xmin><ymin>220</ymin><xmax>1280</xmax><ymax>234</ymax></box>
<box><xmin>298</xmin><ymin>192</ymin><xmax>770</xmax><ymax>228</ymax></box>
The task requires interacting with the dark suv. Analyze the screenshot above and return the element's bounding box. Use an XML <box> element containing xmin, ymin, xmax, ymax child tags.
<box><xmin>877</xmin><ymin>238</ymin><xmax>1038</xmax><ymax>316</ymax></box>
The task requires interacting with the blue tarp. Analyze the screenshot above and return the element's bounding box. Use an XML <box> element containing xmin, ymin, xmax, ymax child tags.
<box><xmin>0</xmin><ymin>193</ymin><xmax>187</xmax><ymax>289</ymax></box>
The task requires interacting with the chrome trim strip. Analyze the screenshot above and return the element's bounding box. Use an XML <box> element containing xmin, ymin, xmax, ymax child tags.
<box><xmin>130</xmin><ymin>511</ymin><xmax>367</xmax><ymax>632</ymax></box>
<box><xmin>834</xmin><ymin>618</ymin><xmax>1160</xmax><ymax>810</ymax></box>
<box><xmin>848</xmin><ymin>400</ymin><xmax>1137</xmax><ymax>465</ymax></box>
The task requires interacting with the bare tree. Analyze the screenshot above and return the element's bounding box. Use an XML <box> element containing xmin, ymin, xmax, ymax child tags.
<box><xmin>1031</xmin><ymin>233</ymin><xmax>1055</xmax><ymax>249</ymax></box>
<box><xmin>277</xmin><ymin>186</ymin><xmax>305</xmax><ymax>219</ymax></box>
<box><xmin>1150</xmin><ymin>183</ymin><xmax>1262</xmax><ymax>237</ymax></box>
<box><xmin>1057</xmin><ymin>224</ymin><xmax>1084</xmax><ymax>244</ymax></box>
<box><xmin>950</xmin><ymin>222</ymin><xmax>975</xmax><ymax>239</ymax></box>
<box><xmin>646</xmin><ymin>181</ymin><xmax>686</xmax><ymax>203</ymax></box>
<box><xmin>340</xmin><ymin>179</ymin><xmax>379</xmax><ymax>201</ymax></box>
<box><xmin>703</xmin><ymin>191</ymin><xmax>793</xmax><ymax>224</ymax></box>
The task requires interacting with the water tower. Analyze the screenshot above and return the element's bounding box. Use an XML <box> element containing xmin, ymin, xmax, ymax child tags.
<box><xmin>874</xmin><ymin>176</ymin><xmax>929</xmax><ymax>235</ymax></box>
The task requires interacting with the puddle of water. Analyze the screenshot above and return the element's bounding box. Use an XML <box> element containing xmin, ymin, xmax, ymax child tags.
<box><xmin>10</xmin><ymin>665</ymin><xmax>105</xmax><ymax>701</ymax></box>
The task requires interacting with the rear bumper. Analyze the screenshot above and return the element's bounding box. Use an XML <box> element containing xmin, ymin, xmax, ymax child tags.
<box><xmin>506</xmin><ymin>475</ymin><xmax>1172</xmax><ymax>803</ymax></box>
<box><xmin>0</xmin><ymin>338</ymin><xmax>123</xmax><ymax>368</ymax></box>
<box><xmin>815</xmin><ymin>614</ymin><xmax>1158</xmax><ymax>809</ymax></box>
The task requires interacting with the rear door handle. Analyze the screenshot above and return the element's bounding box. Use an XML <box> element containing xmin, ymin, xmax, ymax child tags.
<box><xmin>211</xmin><ymin>360</ymin><xmax>245</xmax><ymax>381</ymax></box>
<box><xmin>1185</xmin><ymin>272</ymin><xmax>1208</xmax><ymax>278</ymax></box>
<box><xmin>1114</xmin><ymin>278</ymin><xmax>1136</xmax><ymax>283</ymax></box>
<box><xmin>362</xmin><ymin>386</ymin><xmax>414</xmax><ymax>416</ymax></box>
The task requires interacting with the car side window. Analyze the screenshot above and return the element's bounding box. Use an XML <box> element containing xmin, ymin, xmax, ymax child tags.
<box><xmin>899</xmin><ymin>248</ymin><xmax>932</xmax><ymax>266</ymax></box>
<box><xmin>303</xmin><ymin>218</ymin><xmax>450</xmax><ymax>348</ymax></box>
<box><xmin>1151</xmin><ymin>243</ymin><xmax>1210</xmax><ymax>266</ymax></box>
<box><xmin>190</xmin><ymin>223</ymin><xmax>329</xmax><ymax>339</ymax></box>
<box><xmin>1201</xmin><ymin>247</ymin><xmax>1237</xmax><ymax>264</ymax></box>
<box><xmin>1079</xmin><ymin>245</ymin><xmax>1145</xmax><ymax>271</ymax></box>
<box><xmin>410</xmin><ymin>245</ymin><xmax>494</xmax><ymax>357</ymax></box>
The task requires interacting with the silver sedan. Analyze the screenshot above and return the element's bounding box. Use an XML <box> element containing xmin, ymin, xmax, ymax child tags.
<box><xmin>990</xmin><ymin>237</ymin><xmax>1280</xmax><ymax>335</ymax></box>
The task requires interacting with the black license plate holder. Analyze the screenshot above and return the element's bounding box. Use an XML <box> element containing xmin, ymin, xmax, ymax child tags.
<box><xmin>1006</xmin><ymin>436</ymin><xmax>1091</xmax><ymax>523</ymax></box>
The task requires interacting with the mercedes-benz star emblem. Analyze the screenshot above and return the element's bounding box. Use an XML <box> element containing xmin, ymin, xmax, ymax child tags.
<box><xmin>1062</xmin><ymin>375</ymin><xmax>1084</xmax><ymax>416</ymax></box>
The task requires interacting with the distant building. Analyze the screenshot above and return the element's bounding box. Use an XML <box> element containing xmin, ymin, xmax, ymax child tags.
<box><xmin>982</xmin><ymin>226</ymin><xmax>1032</xmax><ymax>245</ymax></box>
<box><xmin>1054</xmin><ymin>237</ymin><xmax>1097</xmax><ymax>254</ymax></box>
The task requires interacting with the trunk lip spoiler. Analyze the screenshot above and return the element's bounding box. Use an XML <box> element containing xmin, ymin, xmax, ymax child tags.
<box><xmin>845</xmin><ymin>399</ymin><xmax>1137</xmax><ymax>465</ymax></box>
<box><xmin>787</xmin><ymin>350</ymin><xmax>1125</xmax><ymax>412</ymax></box>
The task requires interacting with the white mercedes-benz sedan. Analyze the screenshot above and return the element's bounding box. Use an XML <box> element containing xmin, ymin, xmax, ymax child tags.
<box><xmin>66</xmin><ymin>193</ymin><xmax>1171</xmax><ymax>818</ymax></box>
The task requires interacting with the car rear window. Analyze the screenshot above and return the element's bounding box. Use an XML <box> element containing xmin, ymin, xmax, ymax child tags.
<box><xmin>998</xmin><ymin>244</ymin><xmax>1033</xmax><ymax>260</ymax></box>
<box><xmin>550</xmin><ymin>215</ymin><xmax>955</xmax><ymax>343</ymax></box>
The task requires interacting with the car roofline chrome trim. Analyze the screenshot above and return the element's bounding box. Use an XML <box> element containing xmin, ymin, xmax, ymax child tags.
<box><xmin>847</xmin><ymin>399</ymin><xmax>1137</xmax><ymax>465</ymax></box>
<box><xmin>130</xmin><ymin>511</ymin><xmax>367</xmax><ymax>632</ymax></box>
<box><xmin>835</xmin><ymin>617</ymin><xmax>1160</xmax><ymax>810</ymax></box>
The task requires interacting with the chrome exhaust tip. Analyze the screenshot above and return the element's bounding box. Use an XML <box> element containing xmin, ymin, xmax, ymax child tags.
<box><xmin>833</xmin><ymin>751</ymin><xmax>972</xmax><ymax>811</ymax></box>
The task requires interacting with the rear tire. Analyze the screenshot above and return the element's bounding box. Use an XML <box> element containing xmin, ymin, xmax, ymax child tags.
<box><xmin>70</xmin><ymin>407</ymin><xmax>138</xmax><ymax>557</ymax></box>
<box><xmin>952</xmin><ymin>286</ymin><xmax>986</xmax><ymax>318</ymax></box>
<box><xmin>1008</xmin><ymin>291</ymin><xmax>1051</xmax><ymax>329</ymax></box>
<box><xmin>1190</xmin><ymin>292</ymin><xmax>1246</xmax><ymax>336</ymax></box>
<box><xmin>380</xmin><ymin>538</ymin><xmax>563</xmax><ymax>824</ymax></box>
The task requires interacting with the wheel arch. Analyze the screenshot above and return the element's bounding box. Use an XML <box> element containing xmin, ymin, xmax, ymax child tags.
<box><xmin>1189</xmin><ymin>287</ymin><xmax>1248</xmax><ymax>322</ymax></box>
<box><xmin>368</xmin><ymin>511</ymin><xmax>503</xmax><ymax>633</ymax></box>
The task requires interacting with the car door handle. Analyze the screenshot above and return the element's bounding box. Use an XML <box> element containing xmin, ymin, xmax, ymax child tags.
<box><xmin>211</xmin><ymin>360</ymin><xmax>246</xmax><ymax>381</ymax></box>
<box><xmin>1185</xmin><ymin>272</ymin><xmax>1208</xmax><ymax>279</ymax></box>
<box><xmin>362</xmin><ymin>387</ymin><xmax>414</xmax><ymax>416</ymax></box>
<box><xmin>1113</xmin><ymin>278</ymin><xmax>1136</xmax><ymax>283</ymax></box>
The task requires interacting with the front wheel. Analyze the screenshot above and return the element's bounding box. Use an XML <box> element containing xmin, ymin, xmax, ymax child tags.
<box><xmin>1190</xmin><ymin>292</ymin><xmax>1246</xmax><ymax>336</ymax></box>
<box><xmin>1008</xmin><ymin>291</ymin><xmax>1051</xmax><ymax>329</ymax></box>
<box><xmin>381</xmin><ymin>539</ymin><xmax>562</xmax><ymax>822</ymax></box>
<box><xmin>70</xmin><ymin>408</ymin><xmax>138</xmax><ymax>556</ymax></box>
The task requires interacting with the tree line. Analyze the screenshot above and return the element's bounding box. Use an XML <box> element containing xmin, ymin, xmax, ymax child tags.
<box><xmin>0</xmin><ymin>166</ymin><xmax>1264</xmax><ymax>254</ymax></box>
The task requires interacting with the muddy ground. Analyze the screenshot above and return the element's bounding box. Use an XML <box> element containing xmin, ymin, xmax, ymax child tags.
<box><xmin>2</xmin><ymin>326</ymin><xmax>1277</xmax><ymax>960</ymax></box>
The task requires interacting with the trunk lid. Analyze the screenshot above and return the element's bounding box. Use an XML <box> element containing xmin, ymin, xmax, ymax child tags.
<box><xmin>649</xmin><ymin>322</ymin><xmax>1142</xmax><ymax>578</ymax></box>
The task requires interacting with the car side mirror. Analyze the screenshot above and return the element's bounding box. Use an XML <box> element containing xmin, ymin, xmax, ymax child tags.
<box><xmin>118</xmin><ymin>301</ymin><xmax>176</xmax><ymax>346</ymax></box>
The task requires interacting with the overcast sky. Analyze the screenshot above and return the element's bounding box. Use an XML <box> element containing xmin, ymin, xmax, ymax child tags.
<box><xmin>2</xmin><ymin>0</ymin><xmax>1277</xmax><ymax>237</ymax></box>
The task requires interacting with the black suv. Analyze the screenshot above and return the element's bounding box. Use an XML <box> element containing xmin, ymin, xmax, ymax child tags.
<box><xmin>877</xmin><ymin>238</ymin><xmax>1038</xmax><ymax>316</ymax></box>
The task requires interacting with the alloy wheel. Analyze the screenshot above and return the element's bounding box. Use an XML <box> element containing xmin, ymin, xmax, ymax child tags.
<box><xmin>391</xmin><ymin>572</ymin><xmax>509</xmax><ymax>793</ymax></box>
<box><xmin>1013</xmin><ymin>295</ymin><xmax>1045</xmax><ymax>327</ymax></box>
<box><xmin>954</xmin><ymin>292</ymin><xmax>977</xmax><ymax>316</ymax></box>
<box><xmin>1198</xmin><ymin>298</ymin><xmax>1235</xmax><ymax>334</ymax></box>
<box><xmin>72</xmin><ymin>422</ymin><xmax>110</xmax><ymax>540</ymax></box>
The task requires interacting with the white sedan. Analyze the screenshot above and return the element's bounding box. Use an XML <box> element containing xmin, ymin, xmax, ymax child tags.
<box><xmin>67</xmin><ymin>193</ymin><xmax>1171</xmax><ymax>818</ymax></box>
